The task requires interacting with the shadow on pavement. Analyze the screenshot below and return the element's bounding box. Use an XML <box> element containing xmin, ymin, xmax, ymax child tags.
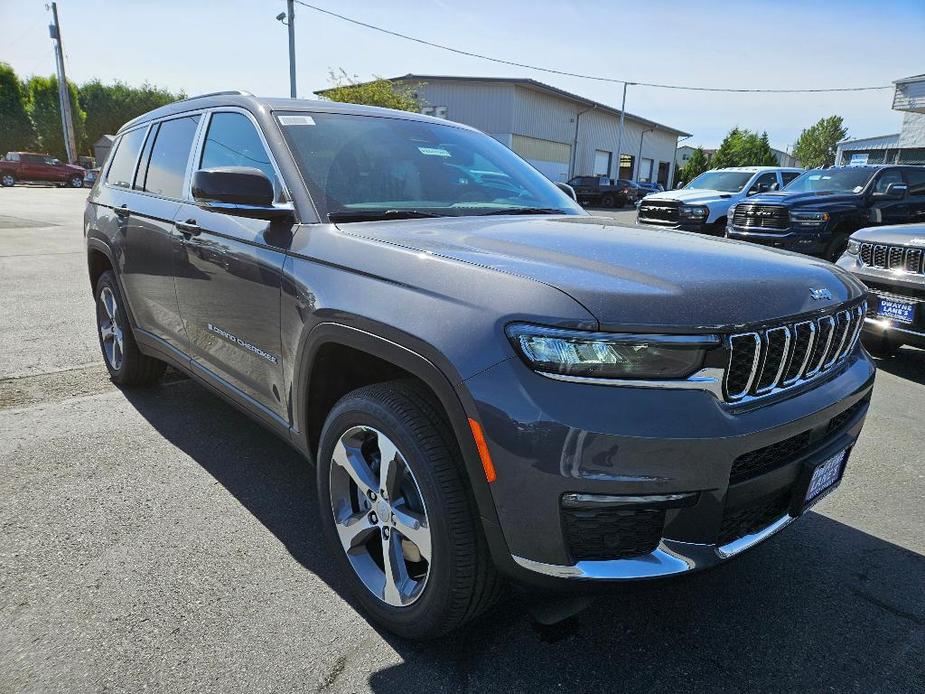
<box><xmin>122</xmin><ymin>379</ymin><xmax>925</xmax><ymax>693</ymax></box>
<box><xmin>872</xmin><ymin>346</ymin><xmax>925</xmax><ymax>386</ymax></box>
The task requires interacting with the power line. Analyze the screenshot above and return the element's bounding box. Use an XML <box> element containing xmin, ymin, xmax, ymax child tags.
<box><xmin>294</xmin><ymin>1</ymin><xmax>892</xmax><ymax>94</ymax></box>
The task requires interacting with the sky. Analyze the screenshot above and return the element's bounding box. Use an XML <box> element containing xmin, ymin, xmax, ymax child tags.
<box><xmin>2</xmin><ymin>0</ymin><xmax>923</xmax><ymax>149</ymax></box>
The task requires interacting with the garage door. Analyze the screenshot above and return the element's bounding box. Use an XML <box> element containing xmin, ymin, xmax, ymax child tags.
<box><xmin>594</xmin><ymin>150</ymin><xmax>612</xmax><ymax>176</ymax></box>
<box><xmin>511</xmin><ymin>134</ymin><xmax>571</xmax><ymax>181</ymax></box>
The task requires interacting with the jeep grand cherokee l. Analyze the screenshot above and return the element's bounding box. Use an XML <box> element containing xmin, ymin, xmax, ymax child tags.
<box><xmin>84</xmin><ymin>91</ymin><xmax>875</xmax><ymax>639</ymax></box>
<box><xmin>837</xmin><ymin>223</ymin><xmax>925</xmax><ymax>357</ymax></box>
<box><xmin>727</xmin><ymin>165</ymin><xmax>925</xmax><ymax>260</ymax></box>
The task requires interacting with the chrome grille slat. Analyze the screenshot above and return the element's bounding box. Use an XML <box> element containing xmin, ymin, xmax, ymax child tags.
<box><xmin>724</xmin><ymin>302</ymin><xmax>865</xmax><ymax>403</ymax></box>
<box><xmin>859</xmin><ymin>243</ymin><xmax>925</xmax><ymax>275</ymax></box>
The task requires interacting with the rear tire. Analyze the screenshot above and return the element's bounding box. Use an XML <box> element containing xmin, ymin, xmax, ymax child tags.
<box><xmin>861</xmin><ymin>332</ymin><xmax>903</xmax><ymax>359</ymax></box>
<box><xmin>317</xmin><ymin>380</ymin><xmax>501</xmax><ymax>639</ymax></box>
<box><xmin>1</xmin><ymin>174</ymin><xmax>15</xmax><ymax>187</ymax></box>
<box><xmin>94</xmin><ymin>271</ymin><xmax>166</xmax><ymax>386</ymax></box>
<box><xmin>69</xmin><ymin>175</ymin><xmax>84</xmax><ymax>188</ymax></box>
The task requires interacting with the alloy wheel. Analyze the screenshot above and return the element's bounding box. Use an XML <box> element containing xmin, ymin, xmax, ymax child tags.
<box><xmin>1</xmin><ymin>175</ymin><xmax>14</xmax><ymax>186</ymax></box>
<box><xmin>329</xmin><ymin>425</ymin><xmax>432</xmax><ymax>607</ymax></box>
<box><xmin>71</xmin><ymin>176</ymin><xmax>83</xmax><ymax>188</ymax></box>
<box><xmin>98</xmin><ymin>286</ymin><xmax>124</xmax><ymax>370</ymax></box>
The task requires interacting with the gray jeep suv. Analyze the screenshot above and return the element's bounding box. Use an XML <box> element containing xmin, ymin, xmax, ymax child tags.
<box><xmin>84</xmin><ymin>91</ymin><xmax>875</xmax><ymax>639</ymax></box>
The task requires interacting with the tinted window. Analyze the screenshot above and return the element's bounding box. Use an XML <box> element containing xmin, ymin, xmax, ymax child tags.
<box><xmin>749</xmin><ymin>172</ymin><xmax>778</xmax><ymax>193</ymax></box>
<box><xmin>873</xmin><ymin>169</ymin><xmax>903</xmax><ymax>194</ymax></box>
<box><xmin>786</xmin><ymin>168</ymin><xmax>875</xmax><ymax>194</ymax></box>
<box><xmin>904</xmin><ymin>168</ymin><xmax>925</xmax><ymax>196</ymax></box>
<box><xmin>200</xmin><ymin>112</ymin><xmax>280</xmax><ymax>199</ymax></box>
<box><xmin>140</xmin><ymin>116</ymin><xmax>200</xmax><ymax>198</ymax></box>
<box><xmin>106</xmin><ymin>127</ymin><xmax>148</xmax><ymax>189</ymax></box>
<box><xmin>685</xmin><ymin>171</ymin><xmax>753</xmax><ymax>192</ymax></box>
<box><xmin>23</xmin><ymin>154</ymin><xmax>45</xmax><ymax>165</ymax></box>
<box><xmin>781</xmin><ymin>171</ymin><xmax>801</xmax><ymax>186</ymax></box>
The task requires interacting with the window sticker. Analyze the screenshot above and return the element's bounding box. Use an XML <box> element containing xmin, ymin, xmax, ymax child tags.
<box><xmin>277</xmin><ymin>115</ymin><xmax>315</xmax><ymax>126</ymax></box>
<box><xmin>417</xmin><ymin>147</ymin><xmax>451</xmax><ymax>157</ymax></box>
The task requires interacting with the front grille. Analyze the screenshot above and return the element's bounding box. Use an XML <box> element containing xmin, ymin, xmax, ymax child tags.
<box><xmin>730</xmin><ymin>431</ymin><xmax>812</xmax><ymax>485</ymax></box>
<box><xmin>724</xmin><ymin>302</ymin><xmax>866</xmax><ymax>402</ymax></box>
<box><xmin>731</xmin><ymin>204</ymin><xmax>790</xmax><ymax>231</ymax></box>
<box><xmin>638</xmin><ymin>199</ymin><xmax>680</xmax><ymax>225</ymax></box>
<box><xmin>718</xmin><ymin>491</ymin><xmax>790</xmax><ymax>545</ymax></box>
<box><xmin>859</xmin><ymin>243</ymin><xmax>925</xmax><ymax>274</ymax></box>
<box><xmin>562</xmin><ymin>506</ymin><xmax>665</xmax><ymax>561</ymax></box>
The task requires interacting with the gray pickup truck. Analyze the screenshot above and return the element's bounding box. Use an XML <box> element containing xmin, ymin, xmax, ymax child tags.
<box><xmin>84</xmin><ymin>91</ymin><xmax>874</xmax><ymax>639</ymax></box>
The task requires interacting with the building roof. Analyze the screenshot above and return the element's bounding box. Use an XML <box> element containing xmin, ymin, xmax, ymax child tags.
<box><xmin>318</xmin><ymin>74</ymin><xmax>691</xmax><ymax>137</ymax></box>
<box><xmin>894</xmin><ymin>74</ymin><xmax>925</xmax><ymax>85</ymax></box>
<box><xmin>836</xmin><ymin>133</ymin><xmax>901</xmax><ymax>150</ymax></box>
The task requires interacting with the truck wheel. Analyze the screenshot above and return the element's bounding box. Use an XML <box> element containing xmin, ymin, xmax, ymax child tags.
<box><xmin>862</xmin><ymin>332</ymin><xmax>902</xmax><ymax>359</ymax></box>
<box><xmin>600</xmin><ymin>193</ymin><xmax>616</xmax><ymax>208</ymax></box>
<box><xmin>710</xmin><ymin>219</ymin><xmax>727</xmax><ymax>236</ymax></box>
<box><xmin>1</xmin><ymin>174</ymin><xmax>14</xmax><ymax>187</ymax></box>
<box><xmin>317</xmin><ymin>381</ymin><xmax>501</xmax><ymax>639</ymax></box>
<box><xmin>94</xmin><ymin>271</ymin><xmax>166</xmax><ymax>385</ymax></box>
<box><xmin>825</xmin><ymin>234</ymin><xmax>850</xmax><ymax>261</ymax></box>
<box><xmin>69</xmin><ymin>175</ymin><xmax>84</xmax><ymax>188</ymax></box>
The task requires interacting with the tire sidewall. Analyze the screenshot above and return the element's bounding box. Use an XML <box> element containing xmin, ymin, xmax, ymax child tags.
<box><xmin>70</xmin><ymin>176</ymin><xmax>84</xmax><ymax>188</ymax></box>
<box><xmin>95</xmin><ymin>272</ymin><xmax>129</xmax><ymax>380</ymax></box>
<box><xmin>316</xmin><ymin>393</ymin><xmax>463</xmax><ymax>638</ymax></box>
<box><xmin>601</xmin><ymin>193</ymin><xmax>615</xmax><ymax>208</ymax></box>
<box><xmin>1</xmin><ymin>175</ymin><xmax>14</xmax><ymax>187</ymax></box>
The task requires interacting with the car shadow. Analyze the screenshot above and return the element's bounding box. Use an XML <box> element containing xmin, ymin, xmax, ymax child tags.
<box><xmin>121</xmin><ymin>378</ymin><xmax>925</xmax><ymax>693</ymax></box>
<box><xmin>871</xmin><ymin>346</ymin><xmax>925</xmax><ymax>386</ymax></box>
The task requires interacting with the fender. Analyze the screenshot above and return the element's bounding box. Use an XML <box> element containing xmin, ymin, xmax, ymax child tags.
<box><xmin>86</xmin><ymin>236</ymin><xmax>143</xmax><ymax>333</ymax></box>
<box><xmin>291</xmin><ymin>320</ymin><xmax>516</xmax><ymax>572</ymax></box>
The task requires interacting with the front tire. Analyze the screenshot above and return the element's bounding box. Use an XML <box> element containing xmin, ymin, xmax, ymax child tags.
<box><xmin>69</xmin><ymin>175</ymin><xmax>84</xmax><ymax>188</ymax></box>
<box><xmin>317</xmin><ymin>381</ymin><xmax>500</xmax><ymax>639</ymax></box>
<box><xmin>95</xmin><ymin>271</ymin><xmax>165</xmax><ymax>385</ymax></box>
<box><xmin>825</xmin><ymin>233</ymin><xmax>850</xmax><ymax>261</ymax></box>
<box><xmin>600</xmin><ymin>193</ymin><xmax>616</xmax><ymax>208</ymax></box>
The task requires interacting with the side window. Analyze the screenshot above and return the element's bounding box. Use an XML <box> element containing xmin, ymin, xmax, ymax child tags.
<box><xmin>106</xmin><ymin>127</ymin><xmax>148</xmax><ymax>189</ymax></box>
<box><xmin>749</xmin><ymin>172</ymin><xmax>778</xmax><ymax>193</ymax></box>
<box><xmin>23</xmin><ymin>154</ymin><xmax>44</xmax><ymax>165</ymax></box>
<box><xmin>781</xmin><ymin>171</ymin><xmax>801</xmax><ymax>187</ymax></box>
<box><xmin>139</xmin><ymin>115</ymin><xmax>200</xmax><ymax>199</ymax></box>
<box><xmin>873</xmin><ymin>169</ymin><xmax>904</xmax><ymax>194</ymax></box>
<box><xmin>902</xmin><ymin>168</ymin><xmax>925</xmax><ymax>196</ymax></box>
<box><xmin>199</xmin><ymin>112</ymin><xmax>280</xmax><ymax>199</ymax></box>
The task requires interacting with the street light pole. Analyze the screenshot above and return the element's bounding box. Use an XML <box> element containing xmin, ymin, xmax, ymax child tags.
<box><xmin>614</xmin><ymin>82</ymin><xmax>629</xmax><ymax>179</ymax></box>
<box><xmin>49</xmin><ymin>2</ymin><xmax>77</xmax><ymax>163</ymax></box>
<box><xmin>287</xmin><ymin>0</ymin><xmax>297</xmax><ymax>98</ymax></box>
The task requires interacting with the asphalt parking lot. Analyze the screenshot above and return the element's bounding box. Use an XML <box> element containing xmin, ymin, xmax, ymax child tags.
<box><xmin>1</xmin><ymin>187</ymin><xmax>923</xmax><ymax>693</ymax></box>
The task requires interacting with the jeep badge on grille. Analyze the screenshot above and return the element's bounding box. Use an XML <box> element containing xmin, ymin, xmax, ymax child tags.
<box><xmin>809</xmin><ymin>288</ymin><xmax>833</xmax><ymax>301</ymax></box>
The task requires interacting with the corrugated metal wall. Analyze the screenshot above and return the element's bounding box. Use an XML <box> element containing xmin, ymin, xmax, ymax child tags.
<box><xmin>410</xmin><ymin>80</ymin><xmax>515</xmax><ymax>136</ymax></box>
<box><xmin>893</xmin><ymin>79</ymin><xmax>925</xmax><ymax>113</ymax></box>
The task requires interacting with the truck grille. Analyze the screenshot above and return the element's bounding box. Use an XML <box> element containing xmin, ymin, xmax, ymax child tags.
<box><xmin>724</xmin><ymin>302</ymin><xmax>866</xmax><ymax>401</ymax></box>
<box><xmin>637</xmin><ymin>199</ymin><xmax>680</xmax><ymax>225</ymax></box>
<box><xmin>561</xmin><ymin>506</ymin><xmax>665</xmax><ymax>561</ymax></box>
<box><xmin>731</xmin><ymin>204</ymin><xmax>789</xmax><ymax>231</ymax></box>
<box><xmin>859</xmin><ymin>243</ymin><xmax>925</xmax><ymax>274</ymax></box>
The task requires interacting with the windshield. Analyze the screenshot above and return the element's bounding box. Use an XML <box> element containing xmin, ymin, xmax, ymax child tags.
<box><xmin>783</xmin><ymin>168</ymin><xmax>876</xmax><ymax>194</ymax></box>
<box><xmin>685</xmin><ymin>171</ymin><xmax>753</xmax><ymax>192</ymax></box>
<box><xmin>277</xmin><ymin>112</ymin><xmax>583</xmax><ymax>220</ymax></box>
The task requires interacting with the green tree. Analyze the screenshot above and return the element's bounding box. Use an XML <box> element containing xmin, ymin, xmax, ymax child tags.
<box><xmin>319</xmin><ymin>69</ymin><xmax>422</xmax><ymax>111</ymax></box>
<box><xmin>676</xmin><ymin>147</ymin><xmax>709</xmax><ymax>185</ymax></box>
<box><xmin>0</xmin><ymin>62</ymin><xmax>36</xmax><ymax>154</ymax></box>
<box><xmin>710</xmin><ymin>127</ymin><xmax>778</xmax><ymax>168</ymax></box>
<box><xmin>25</xmin><ymin>75</ymin><xmax>86</xmax><ymax>161</ymax></box>
<box><xmin>792</xmin><ymin>116</ymin><xmax>847</xmax><ymax>168</ymax></box>
<box><xmin>79</xmin><ymin>79</ymin><xmax>183</xmax><ymax>154</ymax></box>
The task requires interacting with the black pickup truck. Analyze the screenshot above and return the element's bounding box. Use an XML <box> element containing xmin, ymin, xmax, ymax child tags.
<box><xmin>566</xmin><ymin>175</ymin><xmax>637</xmax><ymax>208</ymax></box>
<box><xmin>726</xmin><ymin>165</ymin><xmax>925</xmax><ymax>260</ymax></box>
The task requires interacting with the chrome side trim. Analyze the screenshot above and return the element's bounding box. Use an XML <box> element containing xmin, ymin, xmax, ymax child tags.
<box><xmin>538</xmin><ymin>366</ymin><xmax>725</xmax><ymax>400</ymax></box>
<box><xmin>561</xmin><ymin>492</ymin><xmax>697</xmax><ymax>509</ymax></box>
<box><xmin>715</xmin><ymin>514</ymin><xmax>795</xmax><ymax>558</ymax></box>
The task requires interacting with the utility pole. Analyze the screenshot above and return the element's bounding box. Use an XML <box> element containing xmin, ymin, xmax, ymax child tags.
<box><xmin>49</xmin><ymin>2</ymin><xmax>77</xmax><ymax>163</ymax></box>
<box><xmin>287</xmin><ymin>0</ymin><xmax>297</xmax><ymax>98</ymax></box>
<box><xmin>614</xmin><ymin>82</ymin><xmax>629</xmax><ymax>180</ymax></box>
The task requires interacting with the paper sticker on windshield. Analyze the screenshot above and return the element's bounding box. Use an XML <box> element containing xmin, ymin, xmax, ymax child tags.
<box><xmin>277</xmin><ymin>115</ymin><xmax>315</xmax><ymax>126</ymax></box>
<box><xmin>853</xmin><ymin>186</ymin><xmax>863</xmax><ymax>193</ymax></box>
<box><xmin>418</xmin><ymin>147</ymin><xmax>451</xmax><ymax>157</ymax></box>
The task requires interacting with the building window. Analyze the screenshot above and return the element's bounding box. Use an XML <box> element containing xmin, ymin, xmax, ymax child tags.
<box><xmin>421</xmin><ymin>106</ymin><xmax>448</xmax><ymax>119</ymax></box>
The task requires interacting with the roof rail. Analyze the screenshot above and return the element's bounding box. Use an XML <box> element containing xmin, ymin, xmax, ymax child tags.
<box><xmin>177</xmin><ymin>89</ymin><xmax>253</xmax><ymax>103</ymax></box>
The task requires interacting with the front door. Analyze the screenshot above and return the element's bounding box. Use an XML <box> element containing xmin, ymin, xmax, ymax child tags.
<box><xmin>870</xmin><ymin>168</ymin><xmax>911</xmax><ymax>226</ymax></box>
<box><xmin>902</xmin><ymin>167</ymin><xmax>925</xmax><ymax>224</ymax></box>
<box><xmin>173</xmin><ymin>110</ymin><xmax>292</xmax><ymax>420</ymax></box>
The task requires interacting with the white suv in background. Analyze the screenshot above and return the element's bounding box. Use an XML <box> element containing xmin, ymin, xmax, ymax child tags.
<box><xmin>637</xmin><ymin>166</ymin><xmax>803</xmax><ymax>235</ymax></box>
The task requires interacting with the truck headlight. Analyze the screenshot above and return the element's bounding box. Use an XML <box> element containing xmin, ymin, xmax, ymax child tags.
<box><xmin>680</xmin><ymin>205</ymin><xmax>709</xmax><ymax>219</ymax></box>
<box><xmin>506</xmin><ymin>324</ymin><xmax>717</xmax><ymax>379</ymax></box>
<box><xmin>846</xmin><ymin>239</ymin><xmax>861</xmax><ymax>255</ymax></box>
<box><xmin>790</xmin><ymin>210</ymin><xmax>830</xmax><ymax>226</ymax></box>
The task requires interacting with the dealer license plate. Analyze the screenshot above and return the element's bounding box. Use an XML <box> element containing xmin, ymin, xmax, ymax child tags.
<box><xmin>876</xmin><ymin>296</ymin><xmax>915</xmax><ymax>324</ymax></box>
<box><xmin>804</xmin><ymin>450</ymin><xmax>847</xmax><ymax>505</ymax></box>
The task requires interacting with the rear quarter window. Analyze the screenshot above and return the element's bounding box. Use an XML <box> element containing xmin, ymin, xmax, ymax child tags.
<box><xmin>106</xmin><ymin>127</ymin><xmax>148</xmax><ymax>189</ymax></box>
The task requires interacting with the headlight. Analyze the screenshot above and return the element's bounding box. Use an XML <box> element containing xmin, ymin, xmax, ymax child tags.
<box><xmin>679</xmin><ymin>205</ymin><xmax>709</xmax><ymax>219</ymax></box>
<box><xmin>506</xmin><ymin>324</ymin><xmax>717</xmax><ymax>380</ymax></box>
<box><xmin>727</xmin><ymin>205</ymin><xmax>736</xmax><ymax>219</ymax></box>
<box><xmin>846</xmin><ymin>239</ymin><xmax>861</xmax><ymax>255</ymax></box>
<box><xmin>790</xmin><ymin>210</ymin><xmax>830</xmax><ymax>225</ymax></box>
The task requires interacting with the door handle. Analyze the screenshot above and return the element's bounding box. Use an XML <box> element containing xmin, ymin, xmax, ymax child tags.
<box><xmin>114</xmin><ymin>204</ymin><xmax>130</xmax><ymax>218</ymax></box>
<box><xmin>175</xmin><ymin>219</ymin><xmax>201</xmax><ymax>236</ymax></box>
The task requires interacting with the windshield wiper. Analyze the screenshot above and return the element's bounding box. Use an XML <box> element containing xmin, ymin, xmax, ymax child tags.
<box><xmin>476</xmin><ymin>207</ymin><xmax>566</xmax><ymax>216</ymax></box>
<box><xmin>328</xmin><ymin>209</ymin><xmax>447</xmax><ymax>222</ymax></box>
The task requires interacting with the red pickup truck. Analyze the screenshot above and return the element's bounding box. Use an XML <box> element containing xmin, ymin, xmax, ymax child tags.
<box><xmin>1</xmin><ymin>152</ymin><xmax>86</xmax><ymax>188</ymax></box>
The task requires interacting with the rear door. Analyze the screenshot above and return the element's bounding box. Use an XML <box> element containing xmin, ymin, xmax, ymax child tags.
<box><xmin>173</xmin><ymin>109</ymin><xmax>292</xmax><ymax>420</ymax></box>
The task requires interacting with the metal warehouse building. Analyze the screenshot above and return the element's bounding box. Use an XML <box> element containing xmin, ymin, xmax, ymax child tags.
<box><xmin>320</xmin><ymin>75</ymin><xmax>689</xmax><ymax>186</ymax></box>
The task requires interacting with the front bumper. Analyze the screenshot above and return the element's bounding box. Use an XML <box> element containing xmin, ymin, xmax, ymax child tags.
<box><xmin>464</xmin><ymin>348</ymin><xmax>874</xmax><ymax>585</ymax></box>
<box><xmin>726</xmin><ymin>225</ymin><xmax>830</xmax><ymax>254</ymax></box>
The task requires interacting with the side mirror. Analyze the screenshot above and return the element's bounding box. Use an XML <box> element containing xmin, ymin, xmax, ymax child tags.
<box><xmin>874</xmin><ymin>182</ymin><xmax>908</xmax><ymax>199</ymax></box>
<box><xmin>555</xmin><ymin>181</ymin><xmax>577</xmax><ymax>201</ymax></box>
<box><xmin>750</xmin><ymin>182</ymin><xmax>770</xmax><ymax>195</ymax></box>
<box><xmin>675</xmin><ymin>181</ymin><xmax>685</xmax><ymax>189</ymax></box>
<box><xmin>192</xmin><ymin>167</ymin><xmax>292</xmax><ymax>220</ymax></box>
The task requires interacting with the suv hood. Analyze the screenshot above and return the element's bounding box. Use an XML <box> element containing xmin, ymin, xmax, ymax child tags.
<box><xmin>643</xmin><ymin>189</ymin><xmax>735</xmax><ymax>205</ymax></box>
<box><xmin>852</xmin><ymin>223</ymin><xmax>925</xmax><ymax>246</ymax></box>
<box><xmin>343</xmin><ymin>215</ymin><xmax>864</xmax><ymax>330</ymax></box>
<box><xmin>745</xmin><ymin>191</ymin><xmax>861</xmax><ymax>209</ymax></box>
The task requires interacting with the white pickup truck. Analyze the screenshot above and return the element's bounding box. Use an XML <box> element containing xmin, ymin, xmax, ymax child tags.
<box><xmin>636</xmin><ymin>166</ymin><xmax>803</xmax><ymax>235</ymax></box>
